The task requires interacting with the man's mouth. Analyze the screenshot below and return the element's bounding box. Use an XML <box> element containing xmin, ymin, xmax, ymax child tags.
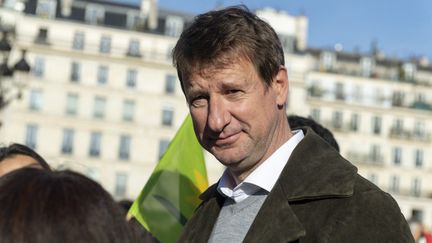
<box><xmin>214</xmin><ymin>132</ymin><xmax>241</xmax><ymax>147</ymax></box>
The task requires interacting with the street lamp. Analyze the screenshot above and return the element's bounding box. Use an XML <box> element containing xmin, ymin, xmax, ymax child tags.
<box><xmin>0</xmin><ymin>31</ymin><xmax>31</xmax><ymax>109</ymax></box>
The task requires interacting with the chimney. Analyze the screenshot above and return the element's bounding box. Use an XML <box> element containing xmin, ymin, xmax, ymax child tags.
<box><xmin>140</xmin><ymin>0</ymin><xmax>158</xmax><ymax>30</ymax></box>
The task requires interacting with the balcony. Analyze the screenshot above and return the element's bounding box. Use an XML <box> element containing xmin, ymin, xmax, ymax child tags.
<box><xmin>307</xmin><ymin>85</ymin><xmax>325</xmax><ymax>98</ymax></box>
<box><xmin>411</xmin><ymin>101</ymin><xmax>432</xmax><ymax>111</ymax></box>
<box><xmin>389</xmin><ymin>128</ymin><xmax>431</xmax><ymax>143</ymax></box>
<box><xmin>313</xmin><ymin>65</ymin><xmax>432</xmax><ymax>87</ymax></box>
<box><xmin>346</xmin><ymin>151</ymin><xmax>385</xmax><ymax>167</ymax></box>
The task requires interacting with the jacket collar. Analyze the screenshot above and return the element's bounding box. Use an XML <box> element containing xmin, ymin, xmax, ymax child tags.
<box><xmin>201</xmin><ymin>127</ymin><xmax>358</xmax><ymax>201</ymax></box>
<box><xmin>279</xmin><ymin>126</ymin><xmax>358</xmax><ymax>201</ymax></box>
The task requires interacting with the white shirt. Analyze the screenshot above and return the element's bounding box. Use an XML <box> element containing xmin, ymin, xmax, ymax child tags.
<box><xmin>217</xmin><ymin>130</ymin><xmax>304</xmax><ymax>203</ymax></box>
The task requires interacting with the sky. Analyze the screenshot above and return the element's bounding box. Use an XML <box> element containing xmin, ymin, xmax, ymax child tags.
<box><xmin>123</xmin><ymin>0</ymin><xmax>432</xmax><ymax>60</ymax></box>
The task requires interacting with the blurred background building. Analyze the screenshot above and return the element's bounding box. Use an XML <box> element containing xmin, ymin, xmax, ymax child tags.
<box><xmin>0</xmin><ymin>0</ymin><xmax>431</xmax><ymax>228</ymax></box>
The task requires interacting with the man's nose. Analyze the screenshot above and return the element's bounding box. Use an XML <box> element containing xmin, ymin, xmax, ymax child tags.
<box><xmin>207</xmin><ymin>97</ymin><xmax>230</xmax><ymax>133</ymax></box>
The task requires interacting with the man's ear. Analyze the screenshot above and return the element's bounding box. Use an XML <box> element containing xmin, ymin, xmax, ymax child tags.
<box><xmin>273</xmin><ymin>65</ymin><xmax>289</xmax><ymax>107</ymax></box>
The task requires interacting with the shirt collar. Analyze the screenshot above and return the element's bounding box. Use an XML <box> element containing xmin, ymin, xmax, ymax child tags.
<box><xmin>217</xmin><ymin>130</ymin><xmax>304</xmax><ymax>202</ymax></box>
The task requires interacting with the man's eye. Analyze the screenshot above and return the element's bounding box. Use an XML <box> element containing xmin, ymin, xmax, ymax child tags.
<box><xmin>190</xmin><ymin>96</ymin><xmax>207</xmax><ymax>107</ymax></box>
<box><xmin>227</xmin><ymin>89</ymin><xmax>241</xmax><ymax>94</ymax></box>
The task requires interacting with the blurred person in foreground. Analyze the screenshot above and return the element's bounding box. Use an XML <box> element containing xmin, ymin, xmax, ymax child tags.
<box><xmin>172</xmin><ymin>5</ymin><xmax>414</xmax><ymax>242</ymax></box>
<box><xmin>0</xmin><ymin>143</ymin><xmax>51</xmax><ymax>177</ymax></box>
<box><xmin>0</xmin><ymin>168</ymin><xmax>139</xmax><ymax>243</ymax></box>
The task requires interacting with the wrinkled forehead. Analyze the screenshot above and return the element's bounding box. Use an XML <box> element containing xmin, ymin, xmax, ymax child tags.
<box><xmin>182</xmin><ymin>54</ymin><xmax>254</xmax><ymax>84</ymax></box>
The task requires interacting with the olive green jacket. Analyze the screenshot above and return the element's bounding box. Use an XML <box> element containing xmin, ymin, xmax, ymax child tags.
<box><xmin>178</xmin><ymin>128</ymin><xmax>414</xmax><ymax>243</ymax></box>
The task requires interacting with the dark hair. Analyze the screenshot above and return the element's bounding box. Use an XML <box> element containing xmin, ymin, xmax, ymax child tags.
<box><xmin>0</xmin><ymin>168</ymin><xmax>138</xmax><ymax>243</ymax></box>
<box><xmin>118</xmin><ymin>199</ymin><xmax>133</xmax><ymax>216</ymax></box>
<box><xmin>288</xmin><ymin>115</ymin><xmax>340</xmax><ymax>152</ymax></box>
<box><xmin>0</xmin><ymin>143</ymin><xmax>51</xmax><ymax>170</ymax></box>
<box><xmin>172</xmin><ymin>5</ymin><xmax>284</xmax><ymax>91</ymax></box>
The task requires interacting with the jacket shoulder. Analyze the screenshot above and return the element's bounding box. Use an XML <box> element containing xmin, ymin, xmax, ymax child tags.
<box><xmin>327</xmin><ymin>174</ymin><xmax>415</xmax><ymax>243</ymax></box>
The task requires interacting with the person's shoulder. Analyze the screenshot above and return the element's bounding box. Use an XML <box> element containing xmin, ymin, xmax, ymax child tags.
<box><xmin>350</xmin><ymin>174</ymin><xmax>411</xmax><ymax>231</ymax></box>
<box><xmin>352</xmin><ymin>174</ymin><xmax>397</xmax><ymax>205</ymax></box>
<box><xmin>327</xmin><ymin>174</ymin><xmax>414</xmax><ymax>242</ymax></box>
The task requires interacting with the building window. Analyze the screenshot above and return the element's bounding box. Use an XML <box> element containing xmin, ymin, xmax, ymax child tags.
<box><xmin>392</xmin><ymin>118</ymin><xmax>404</xmax><ymax>135</ymax></box>
<box><xmin>89</xmin><ymin>132</ymin><xmax>102</xmax><ymax>157</ymax></box>
<box><xmin>415</xmin><ymin>93</ymin><xmax>426</xmax><ymax>103</ymax></box>
<box><xmin>165</xmin><ymin>74</ymin><xmax>176</xmax><ymax>94</ymax></box>
<box><xmin>371</xmin><ymin>116</ymin><xmax>381</xmax><ymax>135</ymax></box>
<box><xmin>70</xmin><ymin>62</ymin><xmax>81</xmax><ymax>82</ymax></box>
<box><xmin>35</xmin><ymin>28</ymin><xmax>49</xmax><ymax>44</ymax></box>
<box><xmin>118</xmin><ymin>135</ymin><xmax>131</xmax><ymax>160</ymax></box>
<box><xmin>335</xmin><ymin>82</ymin><xmax>345</xmax><ymax>100</ymax></box>
<box><xmin>72</xmin><ymin>31</ymin><xmax>85</xmax><ymax>50</ymax></box>
<box><xmin>127</xmin><ymin>39</ymin><xmax>141</xmax><ymax>57</ymax></box>
<box><xmin>165</xmin><ymin>15</ymin><xmax>184</xmax><ymax>37</ymax></box>
<box><xmin>415</xmin><ymin>149</ymin><xmax>424</xmax><ymax>168</ymax></box>
<box><xmin>126</xmin><ymin>69</ymin><xmax>137</xmax><ymax>88</ymax></box>
<box><xmin>99</xmin><ymin>35</ymin><xmax>111</xmax><ymax>53</ymax></box>
<box><xmin>97</xmin><ymin>65</ymin><xmax>108</xmax><ymax>85</ymax></box>
<box><xmin>414</xmin><ymin>121</ymin><xmax>425</xmax><ymax>138</ymax></box>
<box><xmin>389</xmin><ymin>175</ymin><xmax>399</xmax><ymax>193</ymax></box>
<box><xmin>411</xmin><ymin>178</ymin><xmax>421</xmax><ymax>197</ymax></box>
<box><xmin>25</xmin><ymin>124</ymin><xmax>38</xmax><ymax>149</ymax></box>
<box><xmin>361</xmin><ymin>57</ymin><xmax>375</xmax><ymax>77</ymax></box>
<box><xmin>61</xmin><ymin>128</ymin><xmax>74</xmax><ymax>154</ymax></box>
<box><xmin>29</xmin><ymin>90</ymin><xmax>43</xmax><ymax>111</ymax></box>
<box><xmin>36</xmin><ymin>0</ymin><xmax>57</xmax><ymax>19</ymax></box>
<box><xmin>65</xmin><ymin>93</ymin><xmax>78</xmax><ymax>115</ymax></box>
<box><xmin>332</xmin><ymin>111</ymin><xmax>343</xmax><ymax>130</ymax></box>
<box><xmin>158</xmin><ymin>139</ymin><xmax>170</xmax><ymax>159</ymax></box>
<box><xmin>350</xmin><ymin>113</ymin><xmax>359</xmax><ymax>132</ymax></box>
<box><xmin>122</xmin><ymin>99</ymin><xmax>135</xmax><ymax>122</ymax></box>
<box><xmin>320</xmin><ymin>51</ymin><xmax>336</xmax><ymax>71</ymax></box>
<box><xmin>114</xmin><ymin>172</ymin><xmax>128</xmax><ymax>197</ymax></box>
<box><xmin>85</xmin><ymin>4</ymin><xmax>104</xmax><ymax>24</ymax></box>
<box><xmin>310</xmin><ymin>108</ymin><xmax>320</xmax><ymax>122</ymax></box>
<box><xmin>402</xmin><ymin>62</ymin><xmax>416</xmax><ymax>81</ymax></box>
<box><xmin>392</xmin><ymin>147</ymin><xmax>402</xmax><ymax>165</ymax></box>
<box><xmin>352</xmin><ymin>85</ymin><xmax>363</xmax><ymax>102</ymax></box>
<box><xmin>392</xmin><ymin>91</ymin><xmax>405</xmax><ymax>107</ymax></box>
<box><xmin>162</xmin><ymin>106</ymin><xmax>174</xmax><ymax>126</ymax></box>
<box><xmin>33</xmin><ymin>57</ymin><xmax>45</xmax><ymax>77</ymax></box>
<box><xmin>93</xmin><ymin>96</ymin><xmax>106</xmax><ymax>119</ymax></box>
<box><xmin>411</xmin><ymin>209</ymin><xmax>424</xmax><ymax>223</ymax></box>
<box><xmin>369</xmin><ymin>144</ymin><xmax>381</xmax><ymax>163</ymax></box>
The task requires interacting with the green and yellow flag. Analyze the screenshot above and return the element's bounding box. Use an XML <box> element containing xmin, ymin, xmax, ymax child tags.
<box><xmin>129</xmin><ymin>115</ymin><xmax>208</xmax><ymax>243</ymax></box>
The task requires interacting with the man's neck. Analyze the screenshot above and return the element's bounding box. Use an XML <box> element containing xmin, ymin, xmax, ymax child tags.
<box><xmin>230</xmin><ymin>123</ymin><xmax>293</xmax><ymax>185</ymax></box>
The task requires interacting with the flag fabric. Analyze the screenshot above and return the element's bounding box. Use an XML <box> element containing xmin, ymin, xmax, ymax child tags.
<box><xmin>129</xmin><ymin>114</ymin><xmax>208</xmax><ymax>243</ymax></box>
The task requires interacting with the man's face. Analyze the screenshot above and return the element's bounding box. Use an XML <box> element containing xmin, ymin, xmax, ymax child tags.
<box><xmin>183</xmin><ymin>59</ymin><xmax>289</xmax><ymax>179</ymax></box>
<box><xmin>0</xmin><ymin>154</ymin><xmax>42</xmax><ymax>177</ymax></box>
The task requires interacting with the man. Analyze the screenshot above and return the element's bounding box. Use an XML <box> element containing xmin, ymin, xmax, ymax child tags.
<box><xmin>172</xmin><ymin>6</ymin><xmax>413</xmax><ymax>242</ymax></box>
